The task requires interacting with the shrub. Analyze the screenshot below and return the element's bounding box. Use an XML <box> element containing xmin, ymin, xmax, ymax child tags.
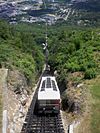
<box><xmin>84</xmin><ymin>68</ymin><xmax>97</xmax><ymax>79</ymax></box>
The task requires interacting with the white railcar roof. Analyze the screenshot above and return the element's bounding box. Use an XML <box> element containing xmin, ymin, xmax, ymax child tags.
<box><xmin>38</xmin><ymin>76</ymin><xmax>60</xmax><ymax>100</ymax></box>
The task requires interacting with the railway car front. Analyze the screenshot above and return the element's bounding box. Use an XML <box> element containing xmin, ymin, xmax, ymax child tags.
<box><xmin>37</xmin><ymin>76</ymin><xmax>60</xmax><ymax>114</ymax></box>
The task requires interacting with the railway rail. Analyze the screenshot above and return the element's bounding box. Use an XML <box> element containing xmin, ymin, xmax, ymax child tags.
<box><xmin>21</xmin><ymin>113</ymin><xmax>65</xmax><ymax>133</ymax></box>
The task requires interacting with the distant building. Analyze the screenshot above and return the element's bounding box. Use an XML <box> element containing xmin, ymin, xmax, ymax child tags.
<box><xmin>37</xmin><ymin>0</ymin><xmax>43</xmax><ymax>4</ymax></box>
<box><xmin>48</xmin><ymin>0</ymin><xmax>55</xmax><ymax>2</ymax></box>
<box><xmin>71</xmin><ymin>0</ymin><xmax>87</xmax><ymax>2</ymax></box>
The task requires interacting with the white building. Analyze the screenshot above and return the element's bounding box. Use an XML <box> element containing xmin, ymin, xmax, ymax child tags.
<box><xmin>37</xmin><ymin>0</ymin><xmax>43</xmax><ymax>4</ymax></box>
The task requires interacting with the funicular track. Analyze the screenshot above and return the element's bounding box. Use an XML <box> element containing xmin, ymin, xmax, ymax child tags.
<box><xmin>21</xmin><ymin>69</ymin><xmax>65</xmax><ymax>133</ymax></box>
<box><xmin>21</xmin><ymin>113</ymin><xmax>65</xmax><ymax>133</ymax></box>
<box><xmin>21</xmin><ymin>1</ymin><xmax>65</xmax><ymax>132</ymax></box>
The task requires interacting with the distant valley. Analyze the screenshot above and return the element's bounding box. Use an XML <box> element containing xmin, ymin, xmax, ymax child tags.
<box><xmin>0</xmin><ymin>0</ymin><xmax>100</xmax><ymax>26</ymax></box>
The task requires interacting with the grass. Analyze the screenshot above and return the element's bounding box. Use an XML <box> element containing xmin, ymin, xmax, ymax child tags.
<box><xmin>89</xmin><ymin>77</ymin><xmax>100</xmax><ymax>133</ymax></box>
<box><xmin>0</xmin><ymin>70</ymin><xmax>3</xmax><ymax>133</ymax></box>
<box><xmin>0</xmin><ymin>90</ymin><xmax>2</xmax><ymax>132</ymax></box>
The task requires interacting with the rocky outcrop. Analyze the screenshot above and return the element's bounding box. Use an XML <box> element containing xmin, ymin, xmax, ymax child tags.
<box><xmin>7</xmin><ymin>70</ymin><xmax>35</xmax><ymax>133</ymax></box>
<box><xmin>7</xmin><ymin>70</ymin><xmax>29</xmax><ymax>94</ymax></box>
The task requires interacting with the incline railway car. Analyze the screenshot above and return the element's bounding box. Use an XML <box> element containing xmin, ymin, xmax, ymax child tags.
<box><xmin>37</xmin><ymin>76</ymin><xmax>60</xmax><ymax>114</ymax></box>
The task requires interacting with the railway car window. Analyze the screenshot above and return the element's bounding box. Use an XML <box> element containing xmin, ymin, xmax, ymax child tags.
<box><xmin>46</xmin><ymin>78</ymin><xmax>51</xmax><ymax>88</ymax></box>
<box><xmin>52</xmin><ymin>80</ymin><xmax>57</xmax><ymax>91</ymax></box>
<box><xmin>41</xmin><ymin>80</ymin><xmax>45</xmax><ymax>91</ymax></box>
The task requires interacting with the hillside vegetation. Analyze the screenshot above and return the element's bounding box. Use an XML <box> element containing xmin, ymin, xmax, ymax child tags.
<box><xmin>0</xmin><ymin>89</ymin><xmax>2</xmax><ymax>133</ymax></box>
<box><xmin>0</xmin><ymin>20</ymin><xmax>100</xmax><ymax>132</ymax></box>
<box><xmin>85</xmin><ymin>76</ymin><xmax>100</xmax><ymax>133</ymax></box>
<box><xmin>48</xmin><ymin>25</ymin><xmax>100</xmax><ymax>81</ymax></box>
<box><xmin>63</xmin><ymin>0</ymin><xmax>100</xmax><ymax>27</ymax></box>
<box><xmin>0</xmin><ymin>20</ymin><xmax>99</xmax><ymax>90</ymax></box>
<box><xmin>0</xmin><ymin>20</ymin><xmax>45</xmax><ymax>86</ymax></box>
<box><xmin>90</xmin><ymin>77</ymin><xmax>100</xmax><ymax>133</ymax></box>
<box><xmin>47</xmin><ymin>25</ymin><xmax>100</xmax><ymax>132</ymax></box>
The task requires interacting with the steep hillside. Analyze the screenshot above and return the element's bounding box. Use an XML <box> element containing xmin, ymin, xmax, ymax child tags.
<box><xmin>0</xmin><ymin>18</ymin><xmax>100</xmax><ymax>132</ymax></box>
<box><xmin>0</xmin><ymin>20</ymin><xmax>45</xmax><ymax>132</ymax></box>
<box><xmin>47</xmin><ymin>25</ymin><xmax>100</xmax><ymax>132</ymax></box>
<box><xmin>0</xmin><ymin>20</ymin><xmax>45</xmax><ymax>88</ymax></box>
